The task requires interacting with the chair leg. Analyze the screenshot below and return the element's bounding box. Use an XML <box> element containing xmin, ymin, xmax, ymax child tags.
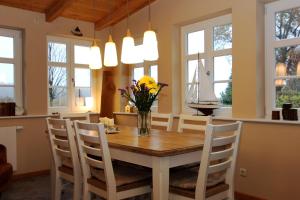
<box><xmin>73</xmin><ymin>181</ymin><xmax>82</xmax><ymax>200</ymax></box>
<box><xmin>82</xmin><ymin>184</ymin><xmax>91</xmax><ymax>200</ymax></box>
<box><xmin>54</xmin><ymin>176</ymin><xmax>62</xmax><ymax>200</ymax></box>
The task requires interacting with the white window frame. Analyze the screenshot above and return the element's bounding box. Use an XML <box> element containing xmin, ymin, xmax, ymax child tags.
<box><xmin>181</xmin><ymin>14</ymin><xmax>232</xmax><ymax>116</ymax></box>
<box><xmin>0</xmin><ymin>28</ymin><xmax>22</xmax><ymax>108</ymax></box>
<box><xmin>47</xmin><ymin>36</ymin><xmax>94</xmax><ymax>114</ymax></box>
<box><xmin>265</xmin><ymin>0</ymin><xmax>300</xmax><ymax>118</ymax></box>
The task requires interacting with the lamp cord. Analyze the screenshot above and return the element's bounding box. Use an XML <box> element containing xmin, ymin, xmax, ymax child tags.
<box><xmin>126</xmin><ymin>0</ymin><xmax>129</xmax><ymax>30</ymax></box>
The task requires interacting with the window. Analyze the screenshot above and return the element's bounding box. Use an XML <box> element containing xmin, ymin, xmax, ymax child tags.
<box><xmin>0</xmin><ymin>28</ymin><xmax>22</xmax><ymax>108</ymax></box>
<box><xmin>266</xmin><ymin>0</ymin><xmax>300</xmax><ymax>117</ymax></box>
<box><xmin>181</xmin><ymin>14</ymin><xmax>232</xmax><ymax>114</ymax></box>
<box><xmin>47</xmin><ymin>36</ymin><xmax>93</xmax><ymax>113</ymax></box>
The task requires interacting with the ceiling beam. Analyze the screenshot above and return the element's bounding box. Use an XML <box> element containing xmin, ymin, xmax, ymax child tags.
<box><xmin>95</xmin><ymin>0</ymin><xmax>156</xmax><ymax>31</ymax></box>
<box><xmin>46</xmin><ymin>0</ymin><xmax>76</xmax><ymax>22</ymax></box>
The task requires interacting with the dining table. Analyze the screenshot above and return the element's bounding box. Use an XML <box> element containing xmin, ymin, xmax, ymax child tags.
<box><xmin>89</xmin><ymin>125</ymin><xmax>205</xmax><ymax>200</ymax></box>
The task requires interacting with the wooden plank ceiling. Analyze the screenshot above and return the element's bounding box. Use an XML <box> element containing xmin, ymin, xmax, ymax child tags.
<box><xmin>0</xmin><ymin>0</ymin><xmax>155</xmax><ymax>30</ymax></box>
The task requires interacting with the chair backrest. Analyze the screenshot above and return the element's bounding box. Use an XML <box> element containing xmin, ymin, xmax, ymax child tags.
<box><xmin>74</xmin><ymin>121</ymin><xmax>116</xmax><ymax>194</ymax></box>
<box><xmin>195</xmin><ymin>121</ymin><xmax>242</xmax><ymax>200</ymax></box>
<box><xmin>151</xmin><ymin>113</ymin><xmax>173</xmax><ymax>131</ymax></box>
<box><xmin>177</xmin><ymin>114</ymin><xmax>212</xmax><ymax>132</ymax></box>
<box><xmin>61</xmin><ymin>113</ymin><xmax>90</xmax><ymax>122</ymax></box>
<box><xmin>46</xmin><ymin>118</ymin><xmax>81</xmax><ymax>178</ymax></box>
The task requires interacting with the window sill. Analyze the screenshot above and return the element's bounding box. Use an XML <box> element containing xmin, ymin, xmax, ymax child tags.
<box><xmin>0</xmin><ymin>114</ymin><xmax>58</xmax><ymax>120</ymax></box>
<box><xmin>113</xmin><ymin>112</ymin><xmax>300</xmax><ymax>125</ymax></box>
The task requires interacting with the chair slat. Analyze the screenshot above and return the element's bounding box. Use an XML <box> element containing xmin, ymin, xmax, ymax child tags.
<box><xmin>212</xmin><ymin>123</ymin><xmax>240</xmax><ymax>133</ymax></box>
<box><xmin>50</xmin><ymin>128</ymin><xmax>68</xmax><ymax>137</ymax></box>
<box><xmin>208</xmin><ymin>159</ymin><xmax>232</xmax><ymax>174</ymax></box>
<box><xmin>62</xmin><ymin>159</ymin><xmax>73</xmax><ymax>168</ymax></box>
<box><xmin>212</xmin><ymin>135</ymin><xmax>236</xmax><ymax>147</ymax></box>
<box><xmin>181</xmin><ymin>124</ymin><xmax>206</xmax><ymax>131</ymax></box>
<box><xmin>85</xmin><ymin>156</ymin><xmax>104</xmax><ymax>169</ymax></box>
<box><xmin>48</xmin><ymin>119</ymin><xmax>66</xmax><ymax>127</ymax></box>
<box><xmin>82</xmin><ymin>145</ymin><xmax>102</xmax><ymax>157</ymax></box>
<box><xmin>53</xmin><ymin>138</ymin><xmax>69</xmax><ymax>148</ymax></box>
<box><xmin>80</xmin><ymin>134</ymin><xmax>100</xmax><ymax>144</ymax></box>
<box><xmin>56</xmin><ymin>148</ymin><xmax>71</xmax><ymax>158</ymax></box>
<box><xmin>77</xmin><ymin>122</ymin><xmax>99</xmax><ymax>131</ymax></box>
<box><xmin>210</xmin><ymin>147</ymin><xmax>234</xmax><ymax>161</ymax></box>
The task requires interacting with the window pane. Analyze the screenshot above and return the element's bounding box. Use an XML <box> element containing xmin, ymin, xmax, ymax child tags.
<box><xmin>188</xmin><ymin>59</ymin><xmax>205</xmax><ymax>83</ymax></box>
<box><xmin>48</xmin><ymin>66</ymin><xmax>67</xmax><ymax>107</ymax></box>
<box><xmin>134</xmin><ymin>67</ymin><xmax>144</xmax><ymax>81</ymax></box>
<box><xmin>275</xmin><ymin>45</ymin><xmax>300</xmax><ymax>76</ymax></box>
<box><xmin>49</xmin><ymin>87</ymin><xmax>67</xmax><ymax>107</ymax></box>
<box><xmin>0</xmin><ymin>63</ymin><xmax>14</xmax><ymax>85</ymax></box>
<box><xmin>214</xmin><ymin>82</ymin><xmax>232</xmax><ymax>105</ymax></box>
<box><xmin>74</xmin><ymin>45</ymin><xmax>90</xmax><ymax>65</ymax></box>
<box><xmin>188</xmin><ymin>30</ymin><xmax>204</xmax><ymax>55</ymax></box>
<box><xmin>150</xmin><ymin>65</ymin><xmax>158</xmax><ymax>82</ymax></box>
<box><xmin>276</xmin><ymin>78</ymin><xmax>300</xmax><ymax>108</ymax></box>
<box><xmin>48</xmin><ymin>66</ymin><xmax>67</xmax><ymax>87</ymax></box>
<box><xmin>213</xmin><ymin>24</ymin><xmax>232</xmax><ymax>51</ymax></box>
<box><xmin>214</xmin><ymin>55</ymin><xmax>232</xmax><ymax>81</ymax></box>
<box><xmin>75</xmin><ymin>87</ymin><xmax>91</xmax><ymax>107</ymax></box>
<box><xmin>75</xmin><ymin>68</ymin><xmax>90</xmax><ymax>87</ymax></box>
<box><xmin>276</xmin><ymin>7</ymin><xmax>300</xmax><ymax>40</ymax></box>
<box><xmin>0</xmin><ymin>36</ymin><xmax>13</xmax><ymax>58</ymax></box>
<box><xmin>0</xmin><ymin>86</ymin><xmax>14</xmax><ymax>100</ymax></box>
<box><xmin>48</xmin><ymin>42</ymin><xmax>67</xmax><ymax>63</ymax></box>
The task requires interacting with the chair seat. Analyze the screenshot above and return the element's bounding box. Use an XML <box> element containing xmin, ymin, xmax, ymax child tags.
<box><xmin>58</xmin><ymin>165</ymin><xmax>73</xmax><ymax>175</ymax></box>
<box><xmin>170</xmin><ymin>167</ymin><xmax>228</xmax><ymax>198</ymax></box>
<box><xmin>89</xmin><ymin>164</ymin><xmax>152</xmax><ymax>192</ymax></box>
<box><xmin>170</xmin><ymin>162</ymin><xmax>200</xmax><ymax>173</ymax></box>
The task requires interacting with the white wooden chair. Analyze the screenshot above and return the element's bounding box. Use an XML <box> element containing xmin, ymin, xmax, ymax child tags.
<box><xmin>151</xmin><ymin>113</ymin><xmax>173</xmax><ymax>131</ymax></box>
<box><xmin>169</xmin><ymin>121</ymin><xmax>242</xmax><ymax>200</ymax></box>
<box><xmin>46</xmin><ymin>118</ymin><xmax>82</xmax><ymax>200</ymax></box>
<box><xmin>74</xmin><ymin>121</ymin><xmax>152</xmax><ymax>200</ymax></box>
<box><xmin>177</xmin><ymin>114</ymin><xmax>212</xmax><ymax>133</ymax></box>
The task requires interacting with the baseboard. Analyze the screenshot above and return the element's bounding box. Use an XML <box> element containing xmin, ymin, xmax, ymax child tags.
<box><xmin>12</xmin><ymin>170</ymin><xmax>50</xmax><ymax>181</ymax></box>
<box><xmin>235</xmin><ymin>191</ymin><xmax>267</xmax><ymax>200</ymax></box>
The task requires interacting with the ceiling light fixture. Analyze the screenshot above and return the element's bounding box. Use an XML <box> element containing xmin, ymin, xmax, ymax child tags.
<box><xmin>121</xmin><ymin>0</ymin><xmax>136</xmax><ymax>64</ymax></box>
<box><xmin>89</xmin><ymin>1</ymin><xmax>102</xmax><ymax>70</ymax></box>
<box><xmin>143</xmin><ymin>0</ymin><xmax>158</xmax><ymax>61</ymax></box>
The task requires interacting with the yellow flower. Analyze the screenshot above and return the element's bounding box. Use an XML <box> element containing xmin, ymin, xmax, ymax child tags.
<box><xmin>138</xmin><ymin>76</ymin><xmax>158</xmax><ymax>94</ymax></box>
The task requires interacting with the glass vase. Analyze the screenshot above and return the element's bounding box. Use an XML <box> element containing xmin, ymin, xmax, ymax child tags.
<box><xmin>137</xmin><ymin>111</ymin><xmax>151</xmax><ymax>136</ymax></box>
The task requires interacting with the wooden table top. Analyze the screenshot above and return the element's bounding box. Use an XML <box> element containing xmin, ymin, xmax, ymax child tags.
<box><xmin>98</xmin><ymin>126</ymin><xmax>205</xmax><ymax>157</ymax></box>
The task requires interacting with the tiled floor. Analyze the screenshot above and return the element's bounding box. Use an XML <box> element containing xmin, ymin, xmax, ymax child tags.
<box><xmin>2</xmin><ymin>175</ymin><xmax>150</xmax><ymax>200</ymax></box>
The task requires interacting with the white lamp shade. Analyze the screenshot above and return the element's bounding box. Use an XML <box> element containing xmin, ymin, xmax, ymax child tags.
<box><xmin>104</xmin><ymin>37</ymin><xmax>118</xmax><ymax>67</ymax></box>
<box><xmin>275</xmin><ymin>62</ymin><xmax>287</xmax><ymax>76</ymax></box>
<box><xmin>121</xmin><ymin>34</ymin><xmax>135</xmax><ymax>64</ymax></box>
<box><xmin>143</xmin><ymin>30</ymin><xmax>159</xmax><ymax>61</ymax></box>
<box><xmin>89</xmin><ymin>42</ymin><xmax>102</xmax><ymax>69</ymax></box>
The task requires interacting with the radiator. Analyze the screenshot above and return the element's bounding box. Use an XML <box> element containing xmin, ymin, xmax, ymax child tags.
<box><xmin>0</xmin><ymin>126</ymin><xmax>18</xmax><ymax>170</ymax></box>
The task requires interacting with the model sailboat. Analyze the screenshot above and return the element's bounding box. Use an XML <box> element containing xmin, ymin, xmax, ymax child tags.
<box><xmin>186</xmin><ymin>54</ymin><xmax>220</xmax><ymax>115</ymax></box>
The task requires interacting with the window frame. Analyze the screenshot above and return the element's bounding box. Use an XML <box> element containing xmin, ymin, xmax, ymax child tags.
<box><xmin>47</xmin><ymin>36</ymin><xmax>94</xmax><ymax>114</ymax></box>
<box><xmin>181</xmin><ymin>14</ymin><xmax>232</xmax><ymax>115</ymax></box>
<box><xmin>265</xmin><ymin>0</ymin><xmax>300</xmax><ymax>118</ymax></box>
<box><xmin>0</xmin><ymin>28</ymin><xmax>22</xmax><ymax>108</ymax></box>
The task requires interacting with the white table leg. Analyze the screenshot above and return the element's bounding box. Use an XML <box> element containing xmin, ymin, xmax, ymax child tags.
<box><xmin>152</xmin><ymin>157</ymin><xmax>170</xmax><ymax>200</ymax></box>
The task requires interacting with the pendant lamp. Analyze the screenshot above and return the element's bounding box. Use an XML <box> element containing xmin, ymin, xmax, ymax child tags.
<box><xmin>89</xmin><ymin>32</ymin><xmax>102</xmax><ymax>69</ymax></box>
<box><xmin>143</xmin><ymin>0</ymin><xmax>158</xmax><ymax>61</ymax></box>
<box><xmin>104</xmin><ymin>34</ymin><xmax>118</xmax><ymax>67</ymax></box>
<box><xmin>121</xmin><ymin>0</ymin><xmax>136</xmax><ymax>64</ymax></box>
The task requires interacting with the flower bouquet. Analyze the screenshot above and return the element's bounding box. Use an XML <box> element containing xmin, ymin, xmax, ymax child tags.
<box><xmin>119</xmin><ymin>76</ymin><xmax>168</xmax><ymax>135</ymax></box>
